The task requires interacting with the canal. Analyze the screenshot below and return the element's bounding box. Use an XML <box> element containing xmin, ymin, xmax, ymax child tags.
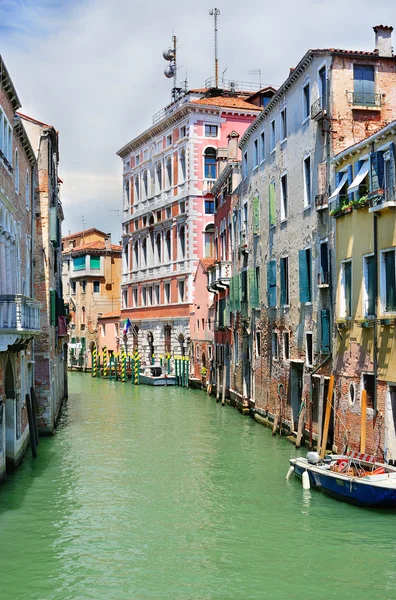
<box><xmin>1</xmin><ymin>373</ymin><xmax>396</xmax><ymax>599</ymax></box>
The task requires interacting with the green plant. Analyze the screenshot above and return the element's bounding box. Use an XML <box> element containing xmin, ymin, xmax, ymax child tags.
<box><xmin>200</xmin><ymin>366</ymin><xmax>207</xmax><ymax>377</ymax></box>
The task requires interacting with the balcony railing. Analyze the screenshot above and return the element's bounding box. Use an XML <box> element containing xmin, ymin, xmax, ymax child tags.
<box><xmin>311</xmin><ymin>97</ymin><xmax>325</xmax><ymax>120</ymax></box>
<box><xmin>369</xmin><ymin>186</ymin><xmax>396</xmax><ymax>212</ymax></box>
<box><xmin>315</xmin><ymin>193</ymin><xmax>328</xmax><ymax>211</ymax></box>
<box><xmin>347</xmin><ymin>91</ymin><xmax>383</xmax><ymax>108</ymax></box>
<box><xmin>0</xmin><ymin>295</ymin><xmax>41</xmax><ymax>332</ymax></box>
<box><xmin>317</xmin><ymin>272</ymin><xmax>330</xmax><ymax>287</ymax></box>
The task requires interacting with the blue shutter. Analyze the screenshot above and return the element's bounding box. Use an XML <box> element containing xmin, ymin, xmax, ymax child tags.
<box><xmin>370</xmin><ymin>151</ymin><xmax>385</xmax><ymax>191</ymax></box>
<box><xmin>280</xmin><ymin>258</ymin><xmax>286</xmax><ymax>305</ymax></box>
<box><xmin>347</xmin><ymin>164</ymin><xmax>354</xmax><ymax>202</ymax></box>
<box><xmin>267</xmin><ymin>260</ymin><xmax>277</xmax><ymax>307</ymax></box>
<box><xmin>299</xmin><ymin>249</ymin><xmax>311</xmax><ymax>303</ymax></box>
<box><xmin>321</xmin><ymin>309</ymin><xmax>330</xmax><ymax>353</ymax></box>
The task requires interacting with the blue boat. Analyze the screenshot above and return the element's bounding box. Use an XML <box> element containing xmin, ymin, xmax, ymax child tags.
<box><xmin>290</xmin><ymin>453</ymin><xmax>396</xmax><ymax>508</ymax></box>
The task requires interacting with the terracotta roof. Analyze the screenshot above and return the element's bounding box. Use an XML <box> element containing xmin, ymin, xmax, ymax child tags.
<box><xmin>192</xmin><ymin>96</ymin><xmax>261</xmax><ymax>111</ymax></box>
<box><xmin>62</xmin><ymin>228</ymin><xmax>108</xmax><ymax>241</ymax></box>
<box><xmin>17</xmin><ymin>112</ymin><xmax>54</xmax><ymax>130</ymax></box>
<box><xmin>310</xmin><ymin>48</ymin><xmax>380</xmax><ymax>56</ymax></box>
<box><xmin>98</xmin><ymin>311</ymin><xmax>121</xmax><ymax>320</ymax></box>
<box><xmin>62</xmin><ymin>240</ymin><xmax>122</xmax><ymax>254</ymax></box>
<box><xmin>199</xmin><ymin>258</ymin><xmax>216</xmax><ymax>272</ymax></box>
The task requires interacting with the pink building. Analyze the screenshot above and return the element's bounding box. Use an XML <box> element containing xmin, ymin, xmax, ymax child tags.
<box><xmin>117</xmin><ymin>85</ymin><xmax>262</xmax><ymax>361</ymax></box>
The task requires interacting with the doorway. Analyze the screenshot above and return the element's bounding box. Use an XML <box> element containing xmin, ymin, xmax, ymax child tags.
<box><xmin>385</xmin><ymin>386</ymin><xmax>396</xmax><ymax>462</ymax></box>
<box><xmin>290</xmin><ymin>363</ymin><xmax>303</xmax><ymax>432</ymax></box>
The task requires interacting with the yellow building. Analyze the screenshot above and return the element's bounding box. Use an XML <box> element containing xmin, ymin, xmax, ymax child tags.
<box><xmin>330</xmin><ymin>121</ymin><xmax>396</xmax><ymax>459</ymax></box>
<box><xmin>61</xmin><ymin>229</ymin><xmax>122</xmax><ymax>370</ymax></box>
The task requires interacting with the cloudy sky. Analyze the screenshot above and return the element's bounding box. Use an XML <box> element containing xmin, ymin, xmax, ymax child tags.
<box><xmin>1</xmin><ymin>0</ymin><xmax>394</xmax><ymax>241</ymax></box>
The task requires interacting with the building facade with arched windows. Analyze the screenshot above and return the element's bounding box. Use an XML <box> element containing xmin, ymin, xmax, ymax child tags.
<box><xmin>117</xmin><ymin>84</ymin><xmax>263</xmax><ymax>363</ymax></box>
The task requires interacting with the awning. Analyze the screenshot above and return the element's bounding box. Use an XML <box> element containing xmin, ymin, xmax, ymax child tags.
<box><xmin>347</xmin><ymin>160</ymin><xmax>369</xmax><ymax>194</ymax></box>
<box><xmin>329</xmin><ymin>171</ymin><xmax>349</xmax><ymax>201</ymax></box>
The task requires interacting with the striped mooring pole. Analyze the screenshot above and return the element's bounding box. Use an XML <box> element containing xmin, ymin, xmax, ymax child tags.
<box><xmin>122</xmin><ymin>350</ymin><xmax>127</xmax><ymax>382</ymax></box>
<box><xmin>92</xmin><ymin>347</ymin><xmax>97</xmax><ymax>377</ymax></box>
<box><xmin>102</xmin><ymin>347</ymin><xmax>108</xmax><ymax>377</ymax></box>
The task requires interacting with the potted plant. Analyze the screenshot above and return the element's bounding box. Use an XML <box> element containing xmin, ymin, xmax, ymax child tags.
<box><xmin>200</xmin><ymin>366</ymin><xmax>207</xmax><ymax>382</ymax></box>
<box><xmin>336</xmin><ymin>318</ymin><xmax>350</xmax><ymax>330</ymax></box>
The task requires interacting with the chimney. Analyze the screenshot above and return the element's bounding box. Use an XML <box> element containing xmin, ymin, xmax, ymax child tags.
<box><xmin>373</xmin><ymin>25</ymin><xmax>393</xmax><ymax>57</ymax></box>
<box><xmin>104</xmin><ymin>233</ymin><xmax>111</xmax><ymax>250</ymax></box>
<box><xmin>227</xmin><ymin>130</ymin><xmax>240</xmax><ymax>160</ymax></box>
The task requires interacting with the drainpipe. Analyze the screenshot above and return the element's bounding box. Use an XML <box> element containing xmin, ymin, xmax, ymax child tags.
<box><xmin>373</xmin><ymin>211</ymin><xmax>378</xmax><ymax>412</ymax></box>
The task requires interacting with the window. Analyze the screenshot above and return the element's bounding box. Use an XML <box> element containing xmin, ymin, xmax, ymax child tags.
<box><xmin>142</xmin><ymin>238</ymin><xmax>147</xmax><ymax>267</ymax></box>
<box><xmin>123</xmin><ymin>289</ymin><xmax>128</xmax><ymax>308</ymax></box>
<box><xmin>156</xmin><ymin>233</ymin><xmax>161</xmax><ymax>262</ymax></box>
<box><xmin>204</xmin><ymin>224</ymin><xmax>214</xmax><ymax>258</ymax></box>
<box><xmin>270</xmin><ymin>119</ymin><xmax>276</xmax><ymax>152</ymax></box>
<box><xmin>165</xmin><ymin>282</ymin><xmax>171</xmax><ymax>304</ymax></box>
<box><xmin>318</xmin><ymin>65</ymin><xmax>327</xmax><ymax>111</ymax></box>
<box><xmin>303</xmin><ymin>156</ymin><xmax>311</xmax><ymax>207</ymax></box>
<box><xmin>90</xmin><ymin>256</ymin><xmax>101</xmax><ymax>269</ymax></box>
<box><xmin>0</xmin><ymin>109</ymin><xmax>12</xmax><ymax>163</ymax></box>
<box><xmin>178</xmin><ymin>280</ymin><xmax>185</xmax><ymax>302</ymax></box>
<box><xmin>204</xmin><ymin>147</ymin><xmax>217</xmax><ymax>179</ymax></box>
<box><xmin>81</xmin><ymin>280</ymin><xmax>87</xmax><ymax>294</ymax></box>
<box><xmin>114</xmin><ymin>323</ymin><xmax>119</xmax><ymax>337</ymax></box>
<box><xmin>156</xmin><ymin>162</ymin><xmax>162</xmax><ymax>192</ymax></box>
<box><xmin>93</xmin><ymin>281</ymin><xmax>100</xmax><ymax>293</ymax></box>
<box><xmin>243</xmin><ymin>151</ymin><xmax>248</xmax><ymax>179</ymax></box>
<box><xmin>205</xmin><ymin>124</ymin><xmax>218</xmax><ymax>137</ymax></box>
<box><xmin>363</xmin><ymin>254</ymin><xmax>375</xmax><ymax>316</ymax></box>
<box><xmin>269</xmin><ymin>181</ymin><xmax>276</xmax><ymax>226</ymax></box>
<box><xmin>272</xmin><ymin>331</ymin><xmax>279</xmax><ymax>360</ymax></box>
<box><xmin>143</xmin><ymin>170</ymin><xmax>148</xmax><ymax>197</ymax></box>
<box><xmin>260</xmin><ymin>131</ymin><xmax>265</xmax><ymax>162</ymax></box>
<box><xmin>142</xmin><ymin>287</ymin><xmax>147</xmax><ymax>306</ymax></box>
<box><xmin>255</xmin><ymin>331</ymin><xmax>261</xmax><ymax>357</ymax></box>
<box><xmin>280</xmin><ymin>256</ymin><xmax>289</xmax><ymax>305</ymax></box>
<box><xmin>133</xmin><ymin>287</ymin><xmax>138</xmax><ymax>307</ymax></box>
<box><xmin>306</xmin><ymin>332</ymin><xmax>313</xmax><ymax>366</ymax></box>
<box><xmin>157</xmin><ymin>210</ymin><xmax>161</xmax><ymax>222</ymax></box>
<box><xmin>299</xmin><ymin>248</ymin><xmax>312</xmax><ymax>303</ymax></box>
<box><xmin>283</xmin><ymin>331</ymin><xmax>290</xmax><ymax>361</ymax></box>
<box><xmin>73</xmin><ymin>256</ymin><xmax>86</xmax><ymax>271</ymax></box>
<box><xmin>165</xmin><ymin>230</ymin><xmax>171</xmax><ymax>261</ymax></box>
<box><xmin>133</xmin><ymin>241</ymin><xmax>139</xmax><ymax>268</ymax></box>
<box><xmin>180</xmin><ymin>125</ymin><xmax>186</xmax><ymax>138</ymax></box>
<box><xmin>166</xmin><ymin>134</ymin><xmax>172</xmax><ymax>147</ymax></box>
<box><xmin>267</xmin><ymin>259</ymin><xmax>277</xmax><ymax>307</ymax></box>
<box><xmin>156</xmin><ymin>140</ymin><xmax>163</xmax><ymax>153</ymax></box>
<box><xmin>135</xmin><ymin>154</ymin><xmax>140</xmax><ymax>166</ymax></box>
<box><xmin>15</xmin><ymin>148</ymin><xmax>19</xmax><ymax>192</ymax></box>
<box><xmin>205</xmin><ymin>200</ymin><xmax>214</xmax><ymax>214</ymax></box>
<box><xmin>179</xmin><ymin>201</ymin><xmax>185</xmax><ymax>214</ymax></box>
<box><xmin>253</xmin><ymin>139</ymin><xmax>258</xmax><ymax>168</ymax></box>
<box><xmin>341</xmin><ymin>260</ymin><xmax>352</xmax><ymax>317</ymax></box>
<box><xmin>165</xmin><ymin>156</ymin><xmax>172</xmax><ymax>188</ymax></box>
<box><xmin>353</xmin><ymin>65</ymin><xmax>375</xmax><ymax>106</ymax></box>
<box><xmin>135</xmin><ymin>175</ymin><xmax>140</xmax><ymax>201</ymax></box>
<box><xmin>382</xmin><ymin>249</ymin><xmax>396</xmax><ymax>312</ymax></box>
<box><xmin>362</xmin><ymin>373</ymin><xmax>375</xmax><ymax>409</ymax></box>
<box><xmin>25</xmin><ymin>169</ymin><xmax>30</xmax><ymax>210</ymax></box>
<box><xmin>319</xmin><ymin>241</ymin><xmax>329</xmax><ymax>286</ymax></box>
<box><xmin>179</xmin><ymin>149</ymin><xmax>186</xmax><ymax>182</ymax></box>
<box><xmin>303</xmin><ymin>82</ymin><xmax>310</xmax><ymax>121</ymax></box>
<box><xmin>148</xmin><ymin>286</ymin><xmax>153</xmax><ymax>305</ymax></box>
<box><xmin>101</xmin><ymin>324</ymin><xmax>106</xmax><ymax>337</ymax></box>
<box><xmin>134</xmin><ymin>219</ymin><xmax>139</xmax><ymax>231</ymax></box>
<box><xmin>155</xmin><ymin>284</ymin><xmax>160</xmax><ymax>305</ymax></box>
<box><xmin>71</xmin><ymin>281</ymin><xmax>76</xmax><ymax>295</ymax></box>
<box><xmin>280</xmin><ymin>107</ymin><xmax>287</xmax><ymax>141</ymax></box>
<box><xmin>321</xmin><ymin>309</ymin><xmax>330</xmax><ymax>354</ymax></box>
<box><xmin>280</xmin><ymin>173</ymin><xmax>288</xmax><ymax>221</ymax></box>
<box><xmin>179</xmin><ymin>226</ymin><xmax>186</xmax><ymax>259</ymax></box>
<box><xmin>166</xmin><ymin>206</ymin><xmax>171</xmax><ymax>219</ymax></box>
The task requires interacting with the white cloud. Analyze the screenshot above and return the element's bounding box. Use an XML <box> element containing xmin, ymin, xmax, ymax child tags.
<box><xmin>1</xmin><ymin>0</ymin><xmax>395</xmax><ymax>240</ymax></box>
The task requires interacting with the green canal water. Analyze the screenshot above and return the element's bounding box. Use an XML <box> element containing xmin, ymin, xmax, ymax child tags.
<box><xmin>1</xmin><ymin>373</ymin><xmax>396</xmax><ymax>600</ymax></box>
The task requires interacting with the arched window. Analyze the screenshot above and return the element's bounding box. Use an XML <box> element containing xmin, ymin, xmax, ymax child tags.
<box><xmin>124</xmin><ymin>178</ymin><xmax>130</xmax><ymax>209</ymax></box>
<box><xmin>204</xmin><ymin>224</ymin><xmax>214</xmax><ymax>258</ymax></box>
<box><xmin>124</xmin><ymin>244</ymin><xmax>129</xmax><ymax>269</ymax></box>
<box><xmin>165</xmin><ymin>156</ymin><xmax>172</xmax><ymax>189</ymax></box>
<box><xmin>142</xmin><ymin>238</ymin><xmax>147</xmax><ymax>267</ymax></box>
<box><xmin>165</xmin><ymin>230</ymin><xmax>171</xmax><ymax>262</ymax></box>
<box><xmin>156</xmin><ymin>233</ymin><xmax>161</xmax><ymax>262</ymax></box>
<box><xmin>156</xmin><ymin>162</ymin><xmax>162</xmax><ymax>192</ymax></box>
<box><xmin>179</xmin><ymin>226</ymin><xmax>185</xmax><ymax>259</ymax></box>
<box><xmin>134</xmin><ymin>241</ymin><xmax>139</xmax><ymax>268</ymax></box>
<box><xmin>25</xmin><ymin>169</ymin><xmax>30</xmax><ymax>210</ymax></box>
<box><xmin>179</xmin><ymin>148</ymin><xmax>186</xmax><ymax>182</ymax></box>
<box><xmin>134</xmin><ymin>175</ymin><xmax>140</xmax><ymax>201</ymax></box>
<box><xmin>143</xmin><ymin>170</ymin><xmax>148</xmax><ymax>198</ymax></box>
<box><xmin>15</xmin><ymin>149</ymin><xmax>19</xmax><ymax>193</ymax></box>
<box><xmin>204</xmin><ymin>147</ymin><xmax>217</xmax><ymax>179</ymax></box>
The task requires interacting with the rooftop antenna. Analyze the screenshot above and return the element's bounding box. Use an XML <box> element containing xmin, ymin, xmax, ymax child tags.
<box><xmin>249</xmin><ymin>69</ymin><xmax>262</xmax><ymax>88</ymax></box>
<box><xmin>222</xmin><ymin>66</ymin><xmax>228</xmax><ymax>85</ymax></box>
<box><xmin>209</xmin><ymin>8</ymin><xmax>220</xmax><ymax>88</ymax></box>
<box><xmin>163</xmin><ymin>35</ymin><xmax>178</xmax><ymax>102</ymax></box>
<box><xmin>110</xmin><ymin>209</ymin><xmax>122</xmax><ymax>242</ymax></box>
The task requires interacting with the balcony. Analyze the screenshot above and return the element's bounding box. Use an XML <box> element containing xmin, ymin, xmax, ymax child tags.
<box><xmin>70</xmin><ymin>264</ymin><xmax>105</xmax><ymax>279</ymax></box>
<box><xmin>203</xmin><ymin>179</ymin><xmax>215</xmax><ymax>194</ymax></box>
<box><xmin>347</xmin><ymin>91</ymin><xmax>383</xmax><ymax>109</ymax></box>
<box><xmin>311</xmin><ymin>97</ymin><xmax>326</xmax><ymax>120</ymax></box>
<box><xmin>206</xmin><ymin>261</ymin><xmax>232</xmax><ymax>292</ymax></box>
<box><xmin>315</xmin><ymin>193</ymin><xmax>328</xmax><ymax>211</ymax></box>
<box><xmin>369</xmin><ymin>187</ymin><xmax>396</xmax><ymax>213</ymax></box>
<box><xmin>0</xmin><ymin>295</ymin><xmax>41</xmax><ymax>349</ymax></box>
<box><xmin>317</xmin><ymin>272</ymin><xmax>330</xmax><ymax>288</ymax></box>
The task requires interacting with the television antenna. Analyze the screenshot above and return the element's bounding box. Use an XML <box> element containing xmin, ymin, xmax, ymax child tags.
<box><xmin>249</xmin><ymin>69</ymin><xmax>262</xmax><ymax>88</ymax></box>
<box><xmin>162</xmin><ymin>35</ymin><xmax>181</xmax><ymax>102</ymax></box>
<box><xmin>209</xmin><ymin>8</ymin><xmax>220</xmax><ymax>88</ymax></box>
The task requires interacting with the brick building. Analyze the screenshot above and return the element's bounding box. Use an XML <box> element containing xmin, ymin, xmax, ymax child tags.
<box><xmin>61</xmin><ymin>229</ymin><xmax>122</xmax><ymax>370</ymax></box>
<box><xmin>190</xmin><ymin>258</ymin><xmax>215</xmax><ymax>384</ymax></box>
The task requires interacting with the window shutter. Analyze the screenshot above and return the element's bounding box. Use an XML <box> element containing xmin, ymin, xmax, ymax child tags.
<box><xmin>253</xmin><ymin>195</ymin><xmax>260</xmax><ymax>234</ymax></box>
<box><xmin>235</xmin><ymin>273</ymin><xmax>241</xmax><ymax>312</ymax></box>
<box><xmin>347</xmin><ymin>164</ymin><xmax>354</xmax><ymax>202</ymax></box>
<box><xmin>299</xmin><ymin>250</ymin><xmax>310</xmax><ymax>303</ymax></box>
<box><xmin>73</xmin><ymin>256</ymin><xmax>86</xmax><ymax>270</ymax></box>
<box><xmin>280</xmin><ymin>258</ymin><xmax>286</xmax><ymax>305</ymax></box>
<box><xmin>50</xmin><ymin>289</ymin><xmax>56</xmax><ymax>326</ymax></box>
<box><xmin>370</xmin><ymin>151</ymin><xmax>385</xmax><ymax>191</ymax></box>
<box><xmin>389</xmin><ymin>142</ymin><xmax>395</xmax><ymax>192</ymax></box>
<box><xmin>321</xmin><ymin>309</ymin><xmax>330</xmax><ymax>353</ymax></box>
<box><xmin>267</xmin><ymin>260</ymin><xmax>277</xmax><ymax>307</ymax></box>
<box><xmin>50</xmin><ymin>207</ymin><xmax>58</xmax><ymax>244</ymax></box>
<box><xmin>269</xmin><ymin>183</ymin><xmax>276</xmax><ymax>226</ymax></box>
<box><xmin>385</xmin><ymin>251</ymin><xmax>396</xmax><ymax>311</ymax></box>
<box><xmin>90</xmin><ymin>255</ymin><xmax>101</xmax><ymax>269</ymax></box>
<box><xmin>249</xmin><ymin>268</ymin><xmax>259</xmax><ymax>309</ymax></box>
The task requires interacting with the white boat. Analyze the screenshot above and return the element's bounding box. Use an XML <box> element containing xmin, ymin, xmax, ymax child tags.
<box><xmin>139</xmin><ymin>366</ymin><xmax>176</xmax><ymax>386</ymax></box>
<box><xmin>289</xmin><ymin>451</ymin><xmax>396</xmax><ymax>508</ymax></box>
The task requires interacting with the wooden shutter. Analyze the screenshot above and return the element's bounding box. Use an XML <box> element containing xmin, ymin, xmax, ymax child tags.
<box><xmin>321</xmin><ymin>309</ymin><xmax>330</xmax><ymax>353</ymax></box>
<box><xmin>249</xmin><ymin>268</ymin><xmax>259</xmax><ymax>309</ymax></box>
<box><xmin>347</xmin><ymin>164</ymin><xmax>354</xmax><ymax>202</ymax></box>
<box><xmin>253</xmin><ymin>195</ymin><xmax>260</xmax><ymax>235</ymax></box>
<box><xmin>366</xmin><ymin>255</ymin><xmax>375</xmax><ymax>316</ymax></box>
<box><xmin>299</xmin><ymin>249</ymin><xmax>311</xmax><ymax>303</ymax></box>
<box><xmin>318</xmin><ymin>161</ymin><xmax>327</xmax><ymax>195</ymax></box>
<box><xmin>269</xmin><ymin>183</ymin><xmax>276</xmax><ymax>226</ymax></box>
<box><xmin>385</xmin><ymin>251</ymin><xmax>396</xmax><ymax>311</ymax></box>
<box><xmin>370</xmin><ymin>151</ymin><xmax>385</xmax><ymax>191</ymax></box>
<box><xmin>389</xmin><ymin>142</ymin><xmax>395</xmax><ymax>191</ymax></box>
<box><xmin>267</xmin><ymin>260</ymin><xmax>277</xmax><ymax>307</ymax></box>
<box><xmin>280</xmin><ymin>258</ymin><xmax>286</xmax><ymax>306</ymax></box>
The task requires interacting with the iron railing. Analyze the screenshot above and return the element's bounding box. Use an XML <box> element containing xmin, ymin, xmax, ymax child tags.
<box><xmin>347</xmin><ymin>91</ymin><xmax>383</xmax><ymax>108</ymax></box>
<box><xmin>315</xmin><ymin>193</ymin><xmax>328</xmax><ymax>210</ymax></box>
<box><xmin>311</xmin><ymin>97</ymin><xmax>324</xmax><ymax>119</ymax></box>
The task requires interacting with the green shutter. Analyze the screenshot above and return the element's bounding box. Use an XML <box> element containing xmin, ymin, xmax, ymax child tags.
<box><xmin>236</xmin><ymin>273</ymin><xmax>241</xmax><ymax>311</ymax></box>
<box><xmin>366</xmin><ymin>255</ymin><xmax>375</xmax><ymax>315</ymax></box>
<box><xmin>269</xmin><ymin>182</ymin><xmax>276</xmax><ymax>226</ymax></box>
<box><xmin>50</xmin><ymin>289</ymin><xmax>56</xmax><ymax>326</ymax></box>
<box><xmin>267</xmin><ymin>260</ymin><xmax>277</xmax><ymax>307</ymax></box>
<box><xmin>385</xmin><ymin>251</ymin><xmax>396</xmax><ymax>311</ymax></box>
<box><xmin>321</xmin><ymin>309</ymin><xmax>330</xmax><ymax>353</ymax></box>
<box><xmin>280</xmin><ymin>258</ymin><xmax>286</xmax><ymax>305</ymax></box>
<box><xmin>249</xmin><ymin>268</ymin><xmax>259</xmax><ymax>309</ymax></box>
<box><xmin>90</xmin><ymin>255</ymin><xmax>101</xmax><ymax>269</ymax></box>
<box><xmin>299</xmin><ymin>250</ymin><xmax>310</xmax><ymax>303</ymax></box>
<box><xmin>73</xmin><ymin>256</ymin><xmax>86</xmax><ymax>271</ymax></box>
<box><xmin>253</xmin><ymin>195</ymin><xmax>260</xmax><ymax>235</ymax></box>
<box><xmin>370</xmin><ymin>151</ymin><xmax>384</xmax><ymax>191</ymax></box>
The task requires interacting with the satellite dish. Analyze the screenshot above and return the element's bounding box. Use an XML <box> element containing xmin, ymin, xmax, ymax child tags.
<box><xmin>164</xmin><ymin>65</ymin><xmax>175</xmax><ymax>78</ymax></box>
<box><xmin>162</xmin><ymin>49</ymin><xmax>174</xmax><ymax>61</ymax></box>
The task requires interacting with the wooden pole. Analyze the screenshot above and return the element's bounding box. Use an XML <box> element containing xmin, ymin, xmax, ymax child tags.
<box><xmin>360</xmin><ymin>389</ymin><xmax>367</xmax><ymax>453</ymax></box>
<box><xmin>26</xmin><ymin>393</ymin><xmax>37</xmax><ymax>458</ymax></box>
<box><xmin>30</xmin><ymin>387</ymin><xmax>39</xmax><ymax>447</ymax></box>
<box><xmin>317</xmin><ymin>376</ymin><xmax>325</xmax><ymax>452</ymax></box>
<box><xmin>320</xmin><ymin>375</ymin><xmax>335</xmax><ymax>459</ymax></box>
<box><xmin>222</xmin><ymin>366</ymin><xmax>226</xmax><ymax>406</ymax></box>
<box><xmin>296</xmin><ymin>400</ymin><xmax>306</xmax><ymax>448</ymax></box>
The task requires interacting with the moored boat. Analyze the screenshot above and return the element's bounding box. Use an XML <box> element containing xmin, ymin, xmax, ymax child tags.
<box><xmin>289</xmin><ymin>451</ymin><xmax>396</xmax><ymax>508</ymax></box>
<box><xmin>139</xmin><ymin>366</ymin><xmax>176</xmax><ymax>386</ymax></box>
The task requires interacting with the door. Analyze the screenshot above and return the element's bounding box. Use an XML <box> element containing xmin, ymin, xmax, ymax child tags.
<box><xmin>290</xmin><ymin>364</ymin><xmax>303</xmax><ymax>431</ymax></box>
<box><xmin>385</xmin><ymin>386</ymin><xmax>396</xmax><ymax>462</ymax></box>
